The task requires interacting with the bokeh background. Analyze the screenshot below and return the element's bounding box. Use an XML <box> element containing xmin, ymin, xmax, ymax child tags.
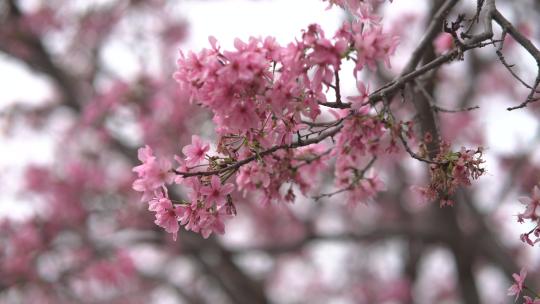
<box><xmin>1</xmin><ymin>0</ymin><xmax>540</xmax><ymax>303</ymax></box>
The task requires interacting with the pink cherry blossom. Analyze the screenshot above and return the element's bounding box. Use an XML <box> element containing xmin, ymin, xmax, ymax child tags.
<box><xmin>356</xmin><ymin>3</ymin><xmax>382</xmax><ymax>27</ymax></box>
<box><xmin>178</xmin><ymin>205</ymin><xmax>229</xmax><ymax>239</ymax></box>
<box><xmin>508</xmin><ymin>268</ymin><xmax>527</xmax><ymax>300</ymax></box>
<box><xmin>348</xmin><ymin>81</ymin><xmax>370</xmax><ymax>111</ymax></box>
<box><xmin>182</xmin><ymin>135</ymin><xmax>210</xmax><ymax>167</ymax></box>
<box><xmin>198</xmin><ymin>207</ymin><xmax>228</xmax><ymax>239</ymax></box>
<box><xmin>434</xmin><ymin>32</ymin><xmax>454</xmax><ymax>54</ymax></box>
<box><xmin>518</xmin><ymin>186</ymin><xmax>540</xmax><ymax>221</ymax></box>
<box><xmin>184</xmin><ymin>176</ymin><xmax>203</xmax><ymax>205</ymax></box>
<box><xmin>347</xmin><ymin>174</ymin><xmax>385</xmax><ymax>207</ymax></box>
<box><xmin>201</xmin><ymin>175</ymin><xmax>235</xmax><ymax>207</ymax></box>
<box><xmin>354</xmin><ymin>26</ymin><xmax>399</xmax><ymax>71</ymax></box>
<box><xmin>223</xmin><ymin>101</ymin><xmax>260</xmax><ymax>132</ymax></box>
<box><xmin>132</xmin><ymin>145</ymin><xmax>175</xmax><ymax>201</ymax></box>
<box><xmin>149</xmin><ymin>194</ymin><xmax>184</xmax><ymax>241</ymax></box>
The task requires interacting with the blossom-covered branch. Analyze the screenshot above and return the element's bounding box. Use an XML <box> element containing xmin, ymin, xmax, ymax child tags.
<box><xmin>132</xmin><ymin>0</ymin><xmax>498</xmax><ymax>241</ymax></box>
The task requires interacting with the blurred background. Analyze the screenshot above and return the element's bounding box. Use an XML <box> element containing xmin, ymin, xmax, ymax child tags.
<box><xmin>1</xmin><ymin>0</ymin><xmax>540</xmax><ymax>303</ymax></box>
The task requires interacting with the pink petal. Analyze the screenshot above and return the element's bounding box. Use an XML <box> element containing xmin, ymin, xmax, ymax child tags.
<box><xmin>222</xmin><ymin>183</ymin><xmax>235</xmax><ymax>195</ymax></box>
<box><xmin>211</xmin><ymin>175</ymin><xmax>221</xmax><ymax>189</ymax></box>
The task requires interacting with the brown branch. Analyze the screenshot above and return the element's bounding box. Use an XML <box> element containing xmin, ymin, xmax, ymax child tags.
<box><xmin>507</xmin><ymin>72</ymin><xmax>540</xmax><ymax>111</ymax></box>
<box><xmin>334</xmin><ymin>68</ymin><xmax>342</xmax><ymax>104</ymax></box>
<box><xmin>401</xmin><ymin>0</ymin><xmax>460</xmax><ymax>74</ymax></box>
<box><xmin>173</xmin><ymin>124</ymin><xmax>343</xmax><ymax>177</ymax></box>
<box><xmin>478</xmin><ymin>4</ymin><xmax>540</xmax><ymax>111</ymax></box>
<box><xmin>301</xmin><ymin>119</ymin><xmax>342</xmax><ymax>128</ymax></box>
<box><xmin>401</xmin><ymin>3</ymin><xmax>481</xmax><ymax>301</ymax></box>
<box><xmin>230</xmin><ymin>221</ymin><xmax>449</xmax><ymax>255</ymax></box>
<box><xmin>321</xmin><ymin>40</ymin><xmax>497</xmax><ymax>112</ymax></box>
<box><xmin>495</xmin><ymin>30</ymin><xmax>538</xmax><ymax>92</ymax></box>
<box><xmin>370</xmin><ymin>40</ymin><xmax>498</xmax><ymax>106</ymax></box>
<box><xmin>319</xmin><ymin>101</ymin><xmax>351</xmax><ymax>108</ymax></box>
<box><xmin>492</xmin><ymin>9</ymin><xmax>540</xmax><ymax>61</ymax></box>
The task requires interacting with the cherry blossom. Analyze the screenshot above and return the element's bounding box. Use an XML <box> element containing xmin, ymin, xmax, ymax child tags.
<box><xmin>518</xmin><ymin>186</ymin><xmax>540</xmax><ymax>221</ymax></box>
<box><xmin>434</xmin><ymin>32</ymin><xmax>454</xmax><ymax>54</ymax></box>
<box><xmin>516</xmin><ymin>185</ymin><xmax>540</xmax><ymax>246</ymax></box>
<box><xmin>348</xmin><ymin>81</ymin><xmax>371</xmax><ymax>111</ymax></box>
<box><xmin>508</xmin><ymin>268</ymin><xmax>527</xmax><ymax>300</ymax></box>
<box><xmin>148</xmin><ymin>191</ymin><xmax>186</xmax><ymax>240</ymax></box>
<box><xmin>182</xmin><ymin>135</ymin><xmax>210</xmax><ymax>167</ymax></box>
<box><xmin>201</xmin><ymin>175</ymin><xmax>235</xmax><ymax>208</ymax></box>
<box><xmin>132</xmin><ymin>145</ymin><xmax>175</xmax><ymax>201</ymax></box>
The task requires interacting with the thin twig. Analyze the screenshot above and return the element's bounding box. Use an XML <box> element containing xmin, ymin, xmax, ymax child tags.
<box><xmin>334</xmin><ymin>69</ymin><xmax>342</xmax><ymax>104</ymax></box>
<box><xmin>495</xmin><ymin>29</ymin><xmax>540</xmax><ymax>94</ymax></box>
<box><xmin>414</xmin><ymin>80</ymin><xmax>480</xmax><ymax>113</ymax></box>
<box><xmin>173</xmin><ymin>124</ymin><xmax>344</xmax><ymax>177</ymax></box>
<box><xmin>313</xmin><ymin>156</ymin><xmax>377</xmax><ymax>201</ymax></box>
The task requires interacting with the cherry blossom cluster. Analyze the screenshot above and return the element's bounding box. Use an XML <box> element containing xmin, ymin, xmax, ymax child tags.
<box><xmin>132</xmin><ymin>143</ymin><xmax>233</xmax><ymax>240</ymax></box>
<box><xmin>173</xmin><ymin>5</ymin><xmax>397</xmax><ymax>137</ymax></box>
<box><xmin>332</xmin><ymin>108</ymin><xmax>387</xmax><ymax>206</ymax></box>
<box><xmin>516</xmin><ymin>185</ymin><xmax>540</xmax><ymax>246</ymax></box>
<box><xmin>132</xmin><ymin>0</ymin><xmax>487</xmax><ymax>242</ymax></box>
<box><xmin>133</xmin><ymin>0</ymin><xmax>400</xmax><ymax>240</ymax></box>
<box><xmin>413</xmin><ymin>145</ymin><xmax>485</xmax><ymax>207</ymax></box>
